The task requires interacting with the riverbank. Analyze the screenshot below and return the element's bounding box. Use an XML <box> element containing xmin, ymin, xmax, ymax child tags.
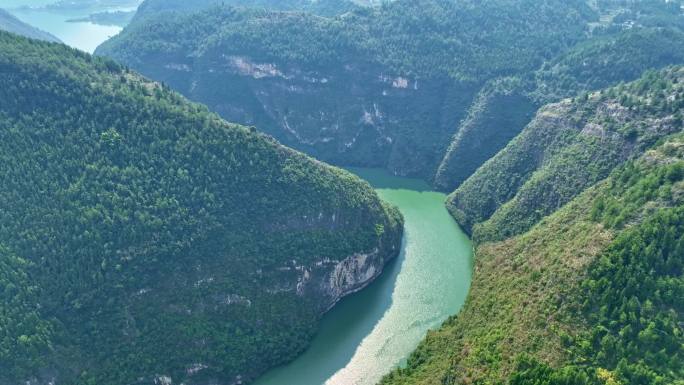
<box><xmin>253</xmin><ymin>168</ymin><xmax>473</xmax><ymax>385</ymax></box>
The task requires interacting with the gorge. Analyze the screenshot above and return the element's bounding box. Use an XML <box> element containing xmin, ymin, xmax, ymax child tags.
<box><xmin>0</xmin><ymin>1</ymin><xmax>682</xmax><ymax>385</ymax></box>
<box><xmin>253</xmin><ymin>168</ymin><xmax>472</xmax><ymax>385</ymax></box>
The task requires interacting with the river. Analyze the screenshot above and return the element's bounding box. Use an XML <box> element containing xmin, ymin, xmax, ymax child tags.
<box><xmin>254</xmin><ymin>168</ymin><xmax>473</xmax><ymax>385</ymax></box>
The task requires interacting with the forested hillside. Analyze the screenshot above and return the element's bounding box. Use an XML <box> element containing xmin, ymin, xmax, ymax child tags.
<box><xmin>433</xmin><ymin>77</ymin><xmax>538</xmax><ymax>191</ymax></box>
<box><xmin>434</xmin><ymin>25</ymin><xmax>684</xmax><ymax>192</ymax></box>
<box><xmin>98</xmin><ymin>0</ymin><xmax>684</xmax><ymax>188</ymax></box>
<box><xmin>4</xmin><ymin>1</ymin><xmax>683</xmax><ymax>385</ymax></box>
<box><xmin>449</xmin><ymin>68</ymin><xmax>684</xmax><ymax>242</ymax></box>
<box><xmin>0</xmin><ymin>32</ymin><xmax>402</xmax><ymax>385</ymax></box>
<box><xmin>0</xmin><ymin>8</ymin><xmax>60</xmax><ymax>42</ymax></box>
<box><xmin>382</xmin><ymin>67</ymin><xmax>683</xmax><ymax>385</ymax></box>
<box><xmin>96</xmin><ymin>0</ymin><xmax>596</xmax><ymax>179</ymax></box>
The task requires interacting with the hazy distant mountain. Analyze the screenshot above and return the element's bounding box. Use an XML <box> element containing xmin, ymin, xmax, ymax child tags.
<box><xmin>0</xmin><ymin>8</ymin><xmax>60</xmax><ymax>42</ymax></box>
<box><xmin>42</xmin><ymin>0</ymin><xmax>142</xmax><ymax>12</ymax></box>
<box><xmin>66</xmin><ymin>10</ymin><xmax>136</xmax><ymax>27</ymax></box>
<box><xmin>132</xmin><ymin>0</ymin><xmax>362</xmax><ymax>20</ymax></box>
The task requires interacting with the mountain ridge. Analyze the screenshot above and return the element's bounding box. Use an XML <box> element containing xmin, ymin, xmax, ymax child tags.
<box><xmin>382</xmin><ymin>66</ymin><xmax>683</xmax><ymax>385</ymax></box>
<box><xmin>96</xmin><ymin>0</ymin><xmax>596</xmax><ymax>180</ymax></box>
<box><xmin>0</xmin><ymin>31</ymin><xmax>403</xmax><ymax>385</ymax></box>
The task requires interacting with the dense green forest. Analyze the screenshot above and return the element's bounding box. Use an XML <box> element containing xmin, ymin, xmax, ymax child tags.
<box><xmin>435</xmin><ymin>24</ymin><xmax>684</xmax><ymax>192</ymax></box>
<box><xmin>96</xmin><ymin>0</ymin><xmax>597</xmax><ymax>180</ymax></box>
<box><xmin>382</xmin><ymin>68</ymin><xmax>683</xmax><ymax>385</ymax></box>
<box><xmin>2</xmin><ymin>1</ymin><xmax>684</xmax><ymax>385</ymax></box>
<box><xmin>434</xmin><ymin>77</ymin><xmax>538</xmax><ymax>191</ymax></box>
<box><xmin>532</xmin><ymin>27</ymin><xmax>684</xmax><ymax>104</ymax></box>
<box><xmin>109</xmin><ymin>0</ymin><xmax>594</xmax><ymax>80</ymax></box>
<box><xmin>0</xmin><ymin>32</ymin><xmax>402</xmax><ymax>385</ymax></box>
<box><xmin>448</xmin><ymin>67</ymin><xmax>684</xmax><ymax>242</ymax></box>
<box><xmin>98</xmin><ymin>0</ymin><xmax>684</xmax><ymax>187</ymax></box>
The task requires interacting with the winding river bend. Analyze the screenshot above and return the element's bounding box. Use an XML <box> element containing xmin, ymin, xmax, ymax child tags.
<box><xmin>254</xmin><ymin>168</ymin><xmax>473</xmax><ymax>385</ymax></box>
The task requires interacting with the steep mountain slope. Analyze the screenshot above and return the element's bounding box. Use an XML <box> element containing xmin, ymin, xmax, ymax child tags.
<box><xmin>67</xmin><ymin>10</ymin><xmax>136</xmax><ymax>27</ymax></box>
<box><xmin>0</xmin><ymin>32</ymin><xmax>402</xmax><ymax>385</ymax></box>
<box><xmin>0</xmin><ymin>8</ymin><xmax>60</xmax><ymax>42</ymax></box>
<box><xmin>98</xmin><ymin>0</ymin><xmax>684</xmax><ymax>190</ymax></box>
<box><xmin>434</xmin><ymin>26</ymin><xmax>684</xmax><ymax>192</ymax></box>
<box><xmin>382</xmin><ymin>69</ymin><xmax>683</xmax><ymax>385</ymax></box>
<box><xmin>448</xmin><ymin>68</ymin><xmax>684</xmax><ymax>242</ymax></box>
<box><xmin>96</xmin><ymin>0</ymin><xmax>595</xmax><ymax>179</ymax></box>
<box><xmin>433</xmin><ymin>77</ymin><xmax>538</xmax><ymax>192</ymax></box>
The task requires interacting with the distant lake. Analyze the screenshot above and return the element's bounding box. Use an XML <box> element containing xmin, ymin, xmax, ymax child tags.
<box><xmin>0</xmin><ymin>0</ymin><xmax>134</xmax><ymax>52</ymax></box>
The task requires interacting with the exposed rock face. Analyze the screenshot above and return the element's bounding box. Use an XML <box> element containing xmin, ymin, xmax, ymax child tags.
<box><xmin>113</xmin><ymin>53</ymin><xmax>476</xmax><ymax>179</ymax></box>
<box><xmin>325</xmin><ymin>251</ymin><xmax>379</xmax><ymax>300</ymax></box>
<box><xmin>0</xmin><ymin>32</ymin><xmax>406</xmax><ymax>385</ymax></box>
<box><xmin>265</xmin><ymin>212</ymin><xmax>403</xmax><ymax>313</ymax></box>
<box><xmin>305</xmin><ymin>248</ymin><xmax>389</xmax><ymax>312</ymax></box>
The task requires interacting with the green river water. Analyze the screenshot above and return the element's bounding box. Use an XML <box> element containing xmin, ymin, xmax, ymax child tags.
<box><xmin>254</xmin><ymin>168</ymin><xmax>473</xmax><ymax>385</ymax></box>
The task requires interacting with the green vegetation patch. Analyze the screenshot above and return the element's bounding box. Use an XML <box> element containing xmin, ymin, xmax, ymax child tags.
<box><xmin>383</xmin><ymin>132</ymin><xmax>684</xmax><ymax>385</ymax></box>
<box><xmin>0</xmin><ymin>32</ymin><xmax>402</xmax><ymax>385</ymax></box>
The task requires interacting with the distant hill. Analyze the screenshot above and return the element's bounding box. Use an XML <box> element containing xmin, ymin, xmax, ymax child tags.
<box><xmin>67</xmin><ymin>10</ymin><xmax>136</xmax><ymax>27</ymax></box>
<box><xmin>132</xmin><ymin>0</ymin><xmax>361</xmax><ymax>20</ymax></box>
<box><xmin>0</xmin><ymin>8</ymin><xmax>60</xmax><ymax>42</ymax></box>
<box><xmin>42</xmin><ymin>0</ymin><xmax>141</xmax><ymax>12</ymax></box>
